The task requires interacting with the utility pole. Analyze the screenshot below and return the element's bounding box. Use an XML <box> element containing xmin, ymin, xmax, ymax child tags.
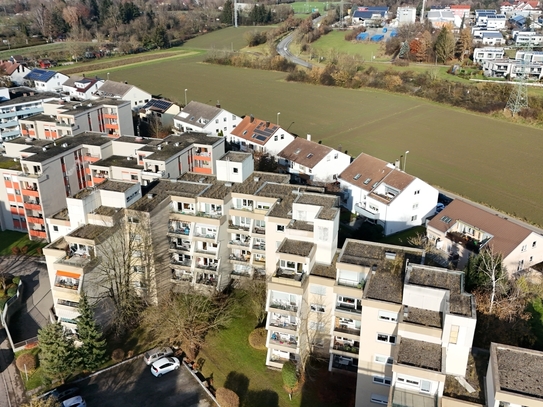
<box><xmin>420</xmin><ymin>0</ymin><xmax>427</xmax><ymax>23</ymax></box>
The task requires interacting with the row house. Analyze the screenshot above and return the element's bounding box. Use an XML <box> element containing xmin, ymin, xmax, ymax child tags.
<box><xmin>0</xmin><ymin>133</ymin><xmax>113</xmax><ymax>240</ymax></box>
<box><xmin>483</xmin><ymin>57</ymin><xmax>543</xmax><ymax>79</ymax></box>
<box><xmin>19</xmin><ymin>99</ymin><xmax>134</xmax><ymax>140</ymax></box>
<box><xmin>228</xmin><ymin>115</ymin><xmax>295</xmax><ymax>156</ymax></box>
<box><xmin>514</xmin><ymin>30</ymin><xmax>543</xmax><ymax>45</ymax></box>
<box><xmin>277</xmin><ymin>136</ymin><xmax>351</xmax><ymax>184</ymax></box>
<box><xmin>426</xmin><ymin>198</ymin><xmax>543</xmax><ymax>273</ymax></box>
<box><xmin>339</xmin><ymin>153</ymin><xmax>439</xmax><ymax>236</ymax></box>
<box><xmin>0</xmin><ymin>88</ymin><xmax>60</xmax><ymax>142</ymax></box>
<box><xmin>173</xmin><ymin>101</ymin><xmax>242</xmax><ymax>136</ymax></box>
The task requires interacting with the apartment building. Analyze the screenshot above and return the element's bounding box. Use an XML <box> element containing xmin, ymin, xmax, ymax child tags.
<box><xmin>473</xmin><ymin>47</ymin><xmax>505</xmax><ymax>64</ymax></box>
<box><xmin>173</xmin><ymin>101</ymin><xmax>242</xmax><ymax>136</ymax></box>
<box><xmin>19</xmin><ymin>99</ymin><xmax>134</xmax><ymax>140</ymax></box>
<box><xmin>0</xmin><ymin>133</ymin><xmax>114</xmax><ymax>240</ymax></box>
<box><xmin>340</xmin><ymin>153</ymin><xmax>438</xmax><ymax>236</ymax></box>
<box><xmin>486</xmin><ymin>342</ymin><xmax>543</xmax><ymax>407</ymax></box>
<box><xmin>0</xmin><ymin>87</ymin><xmax>60</xmax><ymax>142</ymax></box>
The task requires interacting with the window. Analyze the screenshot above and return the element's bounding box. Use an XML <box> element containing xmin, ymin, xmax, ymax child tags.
<box><xmin>533</xmin><ymin>241</ymin><xmax>537</xmax><ymax>248</ymax></box>
<box><xmin>310</xmin><ymin>284</ymin><xmax>327</xmax><ymax>295</ymax></box>
<box><xmin>414</xmin><ymin>190</ymin><xmax>420</xmax><ymax>195</ymax></box>
<box><xmin>521</xmin><ymin>245</ymin><xmax>527</xmax><ymax>252</ymax></box>
<box><xmin>449</xmin><ymin>325</ymin><xmax>459</xmax><ymax>344</ymax></box>
<box><xmin>370</xmin><ymin>394</ymin><xmax>388</xmax><ymax>405</ymax></box>
<box><xmin>53</xmin><ymin>226</ymin><xmax>59</xmax><ymax>232</ymax></box>
<box><xmin>131</xmin><ymin>174</ymin><xmax>138</xmax><ymax>181</ymax></box>
<box><xmin>233</xmin><ymin>168</ymin><xmax>239</xmax><ymax>173</ymax></box>
<box><xmin>530</xmin><ymin>256</ymin><xmax>533</xmax><ymax>262</ymax></box>
<box><xmin>274</xmin><ymin>135</ymin><xmax>278</xmax><ymax>141</ymax></box>
<box><xmin>412</xmin><ymin>203</ymin><xmax>419</xmax><ymax>209</ymax></box>
<box><xmin>215</xmin><ymin>119</ymin><xmax>219</xmax><ymax>123</ymax></box>
<box><xmin>223</xmin><ymin>117</ymin><xmax>227</xmax><ymax>122</ymax></box>
<box><xmin>378</xmin><ymin>310</ymin><xmax>398</xmax><ymax>322</ymax></box>
<box><xmin>128</xmin><ymin>216</ymin><xmax>139</xmax><ymax>224</ymax></box>
<box><xmin>421</xmin><ymin>380</ymin><xmax>431</xmax><ymax>393</ymax></box>
<box><xmin>377</xmin><ymin>333</ymin><xmax>396</xmax><ymax>344</ymax></box>
<box><xmin>310</xmin><ymin>304</ymin><xmax>325</xmax><ymax>313</ymax></box>
<box><xmin>280</xmin><ymin>134</ymin><xmax>284</xmax><ymax>140</ymax></box>
<box><xmin>277</xmin><ymin>225</ymin><xmax>285</xmax><ymax>232</ymax></box>
<box><xmin>411</xmin><ymin>215</ymin><xmax>417</xmax><ymax>221</ymax></box>
<box><xmin>518</xmin><ymin>260</ymin><xmax>524</xmax><ymax>271</ymax></box>
<box><xmin>373</xmin><ymin>376</ymin><xmax>392</xmax><ymax>386</ymax></box>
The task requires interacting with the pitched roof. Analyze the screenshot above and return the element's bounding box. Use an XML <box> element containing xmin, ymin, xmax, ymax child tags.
<box><xmin>483</xmin><ymin>31</ymin><xmax>505</xmax><ymax>38</ymax></box>
<box><xmin>142</xmin><ymin>98</ymin><xmax>174</xmax><ymax>113</ymax></box>
<box><xmin>450</xmin><ymin>4</ymin><xmax>471</xmax><ymax>8</ymax></box>
<box><xmin>24</xmin><ymin>68</ymin><xmax>57</xmax><ymax>82</ymax></box>
<box><xmin>427</xmin><ymin>199</ymin><xmax>533</xmax><ymax>258</ymax></box>
<box><xmin>175</xmin><ymin>101</ymin><xmax>222</xmax><ymax>128</ymax></box>
<box><xmin>339</xmin><ymin>153</ymin><xmax>415</xmax><ymax>201</ymax></box>
<box><xmin>0</xmin><ymin>61</ymin><xmax>23</xmax><ymax>76</ymax></box>
<box><xmin>62</xmin><ymin>76</ymin><xmax>101</xmax><ymax>93</ymax></box>
<box><xmin>96</xmin><ymin>80</ymin><xmax>141</xmax><ymax>98</ymax></box>
<box><xmin>230</xmin><ymin>116</ymin><xmax>280</xmax><ymax>146</ymax></box>
<box><xmin>278</xmin><ymin>138</ymin><xmax>332</xmax><ymax>169</ymax></box>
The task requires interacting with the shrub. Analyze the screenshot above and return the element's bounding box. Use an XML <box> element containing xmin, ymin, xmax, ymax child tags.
<box><xmin>248</xmin><ymin>328</ymin><xmax>267</xmax><ymax>350</ymax></box>
<box><xmin>282</xmin><ymin>360</ymin><xmax>298</xmax><ymax>390</ymax></box>
<box><xmin>12</xmin><ymin>277</ymin><xmax>20</xmax><ymax>285</ymax></box>
<box><xmin>21</xmin><ymin>246</ymin><xmax>28</xmax><ymax>254</ymax></box>
<box><xmin>216</xmin><ymin>387</ymin><xmax>240</xmax><ymax>407</ymax></box>
<box><xmin>16</xmin><ymin>352</ymin><xmax>38</xmax><ymax>373</ymax></box>
<box><xmin>111</xmin><ymin>348</ymin><xmax>125</xmax><ymax>362</ymax></box>
<box><xmin>7</xmin><ymin>285</ymin><xmax>17</xmax><ymax>297</ymax></box>
<box><xmin>36</xmin><ymin>247</ymin><xmax>43</xmax><ymax>256</ymax></box>
<box><xmin>11</xmin><ymin>247</ymin><xmax>20</xmax><ymax>255</ymax></box>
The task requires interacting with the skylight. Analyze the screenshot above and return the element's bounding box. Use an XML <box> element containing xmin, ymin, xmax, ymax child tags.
<box><xmin>294</xmin><ymin>149</ymin><xmax>301</xmax><ymax>154</ymax></box>
<box><xmin>353</xmin><ymin>174</ymin><xmax>361</xmax><ymax>180</ymax></box>
<box><xmin>307</xmin><ymin>153</ymin><xmax>313</xmax><ymax>158</ymax></box>
<box><xmin>440</xmin><ymin>216</ymin><xmax>452</xmax><ymax>224</ymax></box>
<box><xmin>363</xmin><ymin>178</ymin><xmax>371</xmax><ymax>185</ymax></box>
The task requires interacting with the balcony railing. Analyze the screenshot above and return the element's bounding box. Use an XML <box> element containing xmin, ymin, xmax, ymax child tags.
<box><xmin>269</xmin><ymin>301</ymin><xmax>298</xmax><ymax>312</ymax></box>
<box><xmin>274</xmin><ymin>268</ymin><xmax>305</xmax><ymax>282</ymax></box>
<box><xmin>54</xmin><ymin>278</ymin><xmax>80</xmax><ymax>291</ymax></box>
<box><xmin>332</xmin><ymin>342</ymin><xmax>360</xmax><ymax>355</ymax></box>
<box><xmin>229</xmin><ymin>239</ymin><xmax>250</xmax><ymax>247</ymax></box>
<box><xmin>228</xmin><ymin>223</ymin><xmax>250</xmax><ymax>232</ymax></box>
<box><xmin>269</xmin><ymin>319</ymin><xmax>297</xmax><ymax>332</ymax></box>
<box><xmin>171</xmin><ymin>258</ymin><xmax>192</xmax><ymax>267</ymax></box>
<box><xmin>270</xmin><ymin>333</ymin><xmax>298</xmax><ymax>349</ymax></box>
<box><xmin>334</xmin><ymin>325</ymin><xmax>361</xmax><ymax>336</ymax></box>
<box><xmin>196</xmin><ymin>274</ymin><xmax>217</xmax><ymax>286</ymax></box>
<box><xmin>252</xmin><ymin>243</ymin><xmax>266</xmax><ymax>250</ymax></box>
<box><xmin>229</xmin><ymin>254</ymin><xmax>250</xmax><ymax>262</ymax></box>
<box><xmin>253</xmin><ymin>227</ymin><xmax>265</xmax><ymax>235</ymax></box>
<box><xmin>335</xmin><ymin>304</ymin><xmax>362</xmax><ymax>314</ymax></box>
<box><xmin>169</xmin><ymin>227</ymin><xmax>190</xmax><ymax>236</ymax></box>
<box><xmin>195</xmin><ymin>263</ymin><xmax>218</xmax><ymax>272</ymax></box>
<box><xmin>337</xmin><ymin>278</ymin><xmax>364</xmax><ymax>289</ymax></box>
<box><xmin>170</xmin><ymin>242</ymin><xmax>191</xmax><ymax>252</ymax></box>
<box><xmin>196</xmin><ymin>211</ymin><xmax>222</xmax><ymax>219</ymax></box>
<box><xmin>171</xmin><ymin>274</ymin><xmax>193</xmax><ymax>282</ymax></box>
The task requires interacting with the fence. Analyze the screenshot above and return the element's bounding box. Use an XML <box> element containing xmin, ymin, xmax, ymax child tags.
<box><xmin>1</xmin><ymin>279</ymin><xmax>24</xmax><ymax>352</ymax></box>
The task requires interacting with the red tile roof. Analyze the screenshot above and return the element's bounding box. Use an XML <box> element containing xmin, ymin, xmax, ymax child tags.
<box><xmin>0</xmin><ymin>61</ymin><xmax>22</xmax><ymax>76</ymax></box>
<box><xmin>427</xmin><ymin>199</ymin><xmax>533</xmax><ymax>257</ymax></box>
<box><xmin>450</xmin><ymin>4</ymin><xmax>471</xmax><ymax>8</ymax></box>
<box><xmin>278</xmin><ymin>138</ymin><xmax>332</xmax><ymax>169</ymax></box>
<box><xmin>230</xmin><ymin>116</ymin><xmax>280</xmax><ymax>146</ymax></box>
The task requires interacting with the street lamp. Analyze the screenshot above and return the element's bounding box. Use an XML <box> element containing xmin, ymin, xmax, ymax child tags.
<box><xmin>107</xmin><ymin>72</ymin><xmax>110</xmax><ymax>80</ymax></box>
<box><xmin>184</xmin><ymin>89</ymin><xmax>188</xmax><ymax>106</ymax></box>
<box><xmin>404</xmin><ymin>150</ymin><xmax>410</xmax><ymax>172</ymax></box>
<box><xmin>277</xmin><ymin>112</ymin><xmax>280</xmax><ymax>126</ymax></box>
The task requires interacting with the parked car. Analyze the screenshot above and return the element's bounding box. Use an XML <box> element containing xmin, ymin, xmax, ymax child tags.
<box><xmin>46</xmin><ymin>385</ymin><xmax>80</xmax><ymax>403</ymax></box>
<box><xmin>150</xmin><ymin>356</ymin><xmax>180</xmax><ymax>377</ymax></box>
<box><xmin>144</xmin><ymin>347</ymin><xmax>174</xmax><ymax>365</ymax></box>
<box><xmin>436</xmin><ymin>203</ymin><xmax>445</xmax><ymax>213</ymax></box>
<box><xmin>62</xmin><ymin>395</ymin><xmax>86</xmax><ymax>407</ymax></box>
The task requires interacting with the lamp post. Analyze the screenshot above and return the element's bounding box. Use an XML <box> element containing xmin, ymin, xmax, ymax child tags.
<box><xmin>107</xmin><ymin>72</ymin><xmax>110</xmax><ymax>80</ymax></box>
<box><xmin>184</xmin><ymin>89</ymin><xmax>188</xmax><ymax>106</ymax></box>
<box><xmin>404</xmin><ymin>150</ymin><xmax>410</xmax><ymax>172</ymax></box>
<box><xmin>277</xmin><ymin>112</ymin><xmax>280</xmax><ymax>126</ymax></box>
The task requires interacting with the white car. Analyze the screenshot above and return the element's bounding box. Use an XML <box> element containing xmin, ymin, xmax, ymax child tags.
<box><xmin>62</xmin><ymin>396</ymin><xmax>86</xmax><ymax>407</ymax></box>
<box><xmin>150</xmin><ymin>356</ymin><xmax>180</xmax><ymax>377</ymax></box>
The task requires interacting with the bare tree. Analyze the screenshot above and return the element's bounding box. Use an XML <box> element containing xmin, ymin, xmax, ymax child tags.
<box><xmin>141</xmin><ymin>291</ymin><xmax>236</xmax><ymax>360</ymax></box>
<box><xmin>244</xmin><ymin>279</ymin><xmax>267</xmax><ymax>326</ymax></box>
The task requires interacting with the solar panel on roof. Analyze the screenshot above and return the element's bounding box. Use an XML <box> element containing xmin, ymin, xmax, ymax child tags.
<box><xmin>142</xmin><ymin>99</ymin><xmax>173</xmax><ymax>111</ymax></box>
<box><xmin>255</xmin><ymin>135</ymin><xmax>267</xmax><ymax>141</ymax></box>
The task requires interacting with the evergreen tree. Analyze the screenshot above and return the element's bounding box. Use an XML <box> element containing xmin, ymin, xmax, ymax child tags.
<box><xmin>76</xmin><ymin>293</ymin><xmax>108</xmax><ymax>371</ymax></box>
<box><xmin>38</xmin><ymin>323</ymin><xmax>76</xmax><ymax>383</ymax></box>
<box><xmin>434</xmin><ymin>26</ymin><xmax>455</xmax><ymax>63</ymax></box>
<box><xmin>455</xmin><ymin>28</ymin><xmax>472</xmax><ymax>62</ymax></box>
<box><xmin>220</xmin><ymin>0</ymin><xmax>233</xmax><ymax>25</ymax></box>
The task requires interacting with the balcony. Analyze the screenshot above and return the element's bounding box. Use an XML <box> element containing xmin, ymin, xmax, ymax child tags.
<box><xmin>171</xmin><ymin>258</ymin><xmax>192</xmax><ymax>269</ymax></box>
<box><xmin>103</xmin><ymin>113</ymin><xmax>118</xmax><ymax>119</ymax></box>
<box><xmin>335</xmin><ymin>303</ymin><xmax>362</xmax><ymax>315</ymax></box>
<box><xmin>195</xmin><ymin>211</ymin><xmax>222</xmax><ymax>220</ymax></box>
<box><xmin>229</xmin><ymin>239</ymin><xmax>250</xmax><ymax>248</ymax></box>
<box><xmin>269</xmin><ymin>332</ymin><xmax>298</xmax><ymax>349</ymax></box>
<box><xmin>54</xmin><ymin>273</ymin><xmax>80</xmax><ymax>291</ymax></box>
<box><xmin>168</xmin><ymin>227</ymin><xmax>191</xmax><ymax>236</ymax></box>
<box><xmin>196</xmin><ymin>273</ymin><xmax>217</xmax><ymax>287</ymax></box>
<box><xmin>83</xmin><ymin>155</ymin><xmax>101</xmax><ymax>163</ymax></box>
<box><xmin>337</xmin><ymin>278</ymin><xmax>365</xmax><ymax>289</ymax></box>
<box><xmin>446</xmin><ymin>231</ymin><xmax>482</xmax><ymax>253</ymax></box>
<box><xmin>169</xmin><ymin>242</ymin><xmax>191</xmax><ymax>253</ymax></box>
<box><xmin>194</xmin><ymin>151</ymin><xmax>211</xmax><ymax>161</ymax></box>
<box><xmin>229</xmin><ymin>254</ymin><xmax>250</xmax><ymax>263</ymax></box>
<box><xmin>195</xmin><ymin>262</ymin><xmax>218</xmax><ymax>272</ymax></box>
<box><xmin>56</xmin><ymin>251</ymin><xmax>97</xmax><ymax>269</ymax></box>
<box><xmin>24</xmin><ymin>202</ymin><xmax>42</xmax><ymax>211</ymax></box>
<box><xmin>29</xmin><ymin>230</ymin><xmax>46</xmax><ymax>239</ymax></box>
<box><xmin>253</xmin><ymin>227</ymin><xmax>265</xmax><ymax>235</ymax></box>
<box><xmin>228</xmin><ymin>223</ymin><xmax>250</xmax><ymax>232</ymax></box>
<box><xmin>171</xmin><ymin>269</ymin><xmax>193</xmax><ymax>283</ymax></box>
<box><xmin>193</xmin><ymin>248</ymin><xmax>217</xmax><ymax>258</ymax></box>
<box><xmin>252</xmin><ymin>242</ymin><xmax>266</xmax><ymax>251</ymax></box>
<box><xmin>273</xmin><ymin>268</ymin><xmax>305</xmax><ymax>283</ymax></box>
<box><xmin>192</xmin><ymin>231</ymin><xmax>217</xmax><ymax>241</ymax></box>
<box><xmin>333</xmin><ymin>324</ymin><xmax>361</xmax><ymax>337</ymax></box>
<box><xmin>26</xmin><ymin>216</ymin><xmax>44</xmax><ymax>225</ymax></box>
<box><xmin>193</xmin><ymin>167</ymin><xmax>212</xmax><ymax>175</ymax></box>
<box><xmin>331</xmin><ymin>355</ymin><xmax>358</xmax><ymax>373</ymax></box>
<box><xmin>269</xmin><ymin>317</ymin><xmax>298</xmax><ymax>332</ymax></box>
<box><xmin>22</xmin><ymin>188</ymin><xmax>39</xmax><ymax>197</ymax></box>
<box><xmin>354</xmin><ymin>203</ymin><xmax>379</xmax><ymax>220</ymax></box>
<box><xmin>391</xmin><ymin>386</ymin><xmax>437</xmax><ymax>407</ymax></box>
<box><xmin>332</xmin><ymin>340</ymin><xmax>360</xmax><ymax>355</ymax></box>
<box><xmin>1</xmin><ymin>129</ymin><xmax>21</xmax><ymax>138</ymax></box>
<box><xmin>269</xmin><ymin>300</ymin><xmax>298</xmax><ymax>313</ymax></box>
<box><xmin>56</xmin><ymin>121</ymin><xmax>75</xmax><ymax>128</ymax></box>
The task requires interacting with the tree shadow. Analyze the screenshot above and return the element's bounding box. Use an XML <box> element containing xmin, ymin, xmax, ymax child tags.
<box><xmin>224</xmin><ymin>371</ymin><xmax>249</xmax><ymax>404</ymax></box>
<box><xmin>244</xmin><ymin>389</ymin><xmax>279</xmax><ymax>407</ymax></box>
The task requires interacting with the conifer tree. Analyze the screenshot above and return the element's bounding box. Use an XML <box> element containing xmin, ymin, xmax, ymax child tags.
<box><xmin>77</xmin><ymin>293</ymin><xmax>108</xmax><ymax>371</ymax></box>
<box><xmin>38</xmin><ymin>322</ymin><xmax>76</xmax><ymax>383</ymax></box>
<box><xmin>434</xmin><ymin>26</ymin><xmax>455</xmax><ymax>63</ymax></box>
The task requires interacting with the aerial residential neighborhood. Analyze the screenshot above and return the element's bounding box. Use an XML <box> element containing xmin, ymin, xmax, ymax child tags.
<box><xmin>0</xmin><ymin>1</ymin><xmax>543</xmax><ymax>407</ymax></box>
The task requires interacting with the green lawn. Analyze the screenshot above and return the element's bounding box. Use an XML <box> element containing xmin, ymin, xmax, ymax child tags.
<box><xmin>291</xmin><ymin>1</ymin><xmax>338</xmax><ymax>14</ymax></box>
<box><xmin>0</xmin><ymin>231</ymin><xmax>45</xmax><ymax>256</ymax></box>
<box><xmin>310</xmin><ymin>31</ymin><xmax>384</xmax><ymax>61</ymax></box>
<box><xmin>183</xmin><ymin>26</ymin><xmax>274</xmax><ymax>51</ymax></box>
<box><xmin>379</xmin><ymin>226</ymin><xmax>426</xmax><ymax>247</ymax></box>
<box><xmin>14</xmin><ymin>347</ymin><xmax>45</xmax><ymax>391</ymax></box>
<box><xmin>0</xmin><ymin>42</ymin><xmax>95</xmax><ymax>60</ymax></box>
<box><xmin>528</xmin><ymin>297</ymin><xmax>543</xmax><ymax>350</ymax></box>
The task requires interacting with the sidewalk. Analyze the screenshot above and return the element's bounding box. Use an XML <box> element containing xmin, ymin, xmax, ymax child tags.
<box><xmin>0</xmin><ymin>329</ymin><xmax>25</xmax><ymax>407</ymax></box>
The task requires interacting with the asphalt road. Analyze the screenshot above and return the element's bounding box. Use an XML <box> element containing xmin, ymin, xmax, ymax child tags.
<box><xmin>276</xmin><ymin>16</ymin><xmax>324</xmax><ymax>69</ymax></box>
<box><xmin>77</xmin><ymin>357</ymin><xmax>215</xmax><ymax>407</ymax></box>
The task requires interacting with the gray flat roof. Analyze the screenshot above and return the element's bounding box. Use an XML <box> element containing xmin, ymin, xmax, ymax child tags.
<box><xmin>278</xmin><ymin>239</ymin><xmax>314</xmax><ymax>257</ymax></box>
<box><xmin>397</xmin><ymin>338</ymin><xmax>442</xmax><ymax>371</ymax></box>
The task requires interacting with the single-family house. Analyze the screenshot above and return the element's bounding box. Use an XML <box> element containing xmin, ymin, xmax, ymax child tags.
<box><xmin>481</xmin><ymin>31</ymin><xmax>505</xmax><ymax>45</ymax></box>
<box><xmin>138</xmin><ymin>98</ymin><xmax>181</xmax><ymax>129</ymax></box>
<box><xmin>473</xmin><ymin>47</ymin><xmax>505</xmax><ymax>63</ymax></box>
<box><xmin>62</xmin><ymin>76</ymin><xmax>104</xmax><ymax>100</ymax></box>
<box><xmin>352</xmin><ymin>6</ymin><xmax>389</xmax><ymax>26</ymax></box>
<box><xmin>514</xmin><ymin>30</ymin><xmax>543</xmax><ymax>45</ymax></box>
<box><xmin>426</xmin><ymin>9</ymin><xmax>458</xmax><ymax>27</ymax></box>
<box><xmin>486</xmin><ymin>14</ymin><xmax>508</xmax><ymax>29</ymax></box>
<box><xmin>93</xmin><ymin>80</ymin><xmax>152</xmax><ymax>110</ymax></box>
<box><xmin>0</xmin><ymin>61</ymin><xmax>31</xmax><ymax>86</ymax></box>
<box><xmin>228</xmin><ymin>115</ymin><xmax>295</xmax><ymax>156</ymax></box>
<box><xmin>277</xmin><ymin>136</ymin><xmax>351</xmax><ymax>183</ymax></box>
<box><xmin>339</xmin><ymin>153</ymin><xmax>438</xmax><ymax>236</ymax></box>
<box><xmin>173</xmin><ymin>101</ymin><xmax>241</xmax><ymax>136</ymax></box>
<box><xmin>426</xmin><ymin>199</ymin><xmax>543</xmax><ymax>273</ymax></box>
<box><xmin>23</xmin><ymin>69</ymin><xmax>69</xmax><ymax>93</ymax></box>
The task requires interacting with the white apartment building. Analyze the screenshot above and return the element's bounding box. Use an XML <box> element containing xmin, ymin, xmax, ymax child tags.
<box><xmin>339</xmin><ymin>153</ymin><xmax>438</xmax><ymax>236</ymax></box>
<box><xmin>516</xmin><ymin>49</ymin><xmax>543</xmax><ymax>62</ymax></box>
<box><xmin>277</xmin><ymin>136</ymin><xmax>351</xmax><ymax>183</ymax></box>
<box><xmin>93</xmin><ymin>80</ymin><xmax>152</xmax><ymax>110</ymax></box>
<box><xmin>62</xmin><ymin>76</ymin><xmax>104</xmax><ymax>100</ymax></box>
<box><xmin>514</xmin><ymin>30</ymin><xmax>543</xmax><ymax>45</ymax></box>
<box><xmin>397</xmin><ymin>7</ymin><xmax>417</xmax><ymax>25</ymax></box>
<box><xmin>173</xmin><ymin>101</ymin><xmax>242</xmax><ymax>136</ymax></box>
<box><xmin>486</xmin><ymin>14</ymin><xmax>507</xmax><ymax>29</ymax></box>
<box><xmin>473</xmin><ymin>47</ymin><xmax>505</xmax><ymax>64</ymax></box>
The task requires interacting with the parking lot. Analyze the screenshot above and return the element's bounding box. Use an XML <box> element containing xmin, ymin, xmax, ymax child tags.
<box><xmin>76</xmin><ymin>356</ymin><xmax>216</xmax><ymax>407</ymax></box>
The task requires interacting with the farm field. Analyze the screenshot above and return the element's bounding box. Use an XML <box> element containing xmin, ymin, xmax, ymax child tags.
<box><xmin>0</xmin><ymin>41</ymin><xmax>95</xmax><ymax>60</ymax></box>
<box><xmin>82</xmin><ymin>30</ymin><xmax>543</xmax><ymax>226</ymax></box>
<box><xmin>182</xmin><ymin>26</ymin><xmax>273</xmax><ymax>51</ymax></box>
<box><xmin>291</xmin><ymin>1</ymin><xmax>338</xmax><ymax>14</ymax></box>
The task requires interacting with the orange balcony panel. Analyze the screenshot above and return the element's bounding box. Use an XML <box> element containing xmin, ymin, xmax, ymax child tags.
<box><xmin>193</xmin><ymin>167</ymin><xmax>212</xmax><ymax>175</ymax></box>
<box><xmin>18</xmin><ymin>208</ymin><xmax>25</xmax><ymax>216</ymax></box>
<box><xmin>13</xmin><ymin>183</ymin><xmax>19</xmax><ymax>189</ymax></box>
<box><xmin>103</xmin><ymin>114</ymin><xmax>117</xmax><ymax>119</ymax></box>
<box><xmin>85</xmin><ymin>167</ymin><xmax>92</xmax><ymax>175</ymax></box>
<box><xmin>15</xmin><ymin>195</ymin><xmax>22</xmax><ymax>203</ymax></box>
<box><xmin>7</xmin><ymin>194</ymin><xmax>14</xmax><ymax>202</ymax></box>
<box><xmin>24</xmin><ymin>203</ymin><xmax>42</xmax><ymax>211</ymax></box>
<box><xmin>194</xmin><ymin>155</ymin><xmax>212</xmax><ymax>162</ymax></box>
<box><xmin>4</xmin><ymin>180</ymin><xmax>12</xmax><ymax>188</ymax></box>
<box><xmin>83</xmin><ymin>155</ymin><xmax>100</xmax><ymax>163</ymax></box>
<box><xmin>29</xmin><ymin>230</ymin><xmax>47</xmax><ymax>239</ymax></box>
<box><xmin>21</xmin><ymin>129</ymin><xmax>28</xmax><ymax>135</ymax></box>
<box><xmin>10</xmin><ymin>208</ymin><xmax>18</xmax><ymax>215</ymax></box>
<box><xmin>22</xmin><ymin>189</ymin><xmax>39</xmax><ymax>197</ymax></box>
<box><xmin>44</xmin><ymin>131</ymin><xmax>51</xmax><ymax>138</ymax></box>
<box><xmin>28</xmin><ymin>130</ymin><xmax>36</xmax><ymax>136</ymax></box>
<box><xmin>93</xmin><ymin>177</ymin><xmax>106</xmax><ymax>185</ymax></box>
<box><xmin>105</xmin><ymin>123</ymin><xmax>119</xmax><ymax>130</ymax></box>
<box><xmin>27</xmin><ymin>216</ymin><xmax>45</xmax><ymax>225</ymax></box>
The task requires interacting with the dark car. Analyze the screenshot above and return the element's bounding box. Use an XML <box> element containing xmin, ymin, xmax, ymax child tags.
<box><xmin>48</xmin><ymin>384</ymin><xmax>80</xmax><ymax>402</ymax></box>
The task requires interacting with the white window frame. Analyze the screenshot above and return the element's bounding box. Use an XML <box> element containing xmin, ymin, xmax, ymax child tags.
<box><xmin>374</xmin><ymin>354</ymin><xmax>393</xmax><ymax>365</ymax></box>
<box><xmin>370</xmin><ymin>394</ymin><xmax>388</xmax><ymax>405</ymax></box>
<box><xmin>372</xmin><ymin>376</ymin><xmax>392</xmax><ymax>386</ymax></box>
<box><xmin>376</xmin><ymin>333</ymin><xmax>396</xmax><ymax>344</ymax></box>
<box><xmin>378</xmin><ymin>310</ymin><xmax>398</xmax><ymax>323</ymax></box>
<box><xmin>310</xmin><ymin>304</ymin><xmax>325</xmax><ymax>313</ymax></box>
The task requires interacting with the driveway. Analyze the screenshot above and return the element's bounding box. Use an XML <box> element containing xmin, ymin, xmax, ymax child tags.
<box><xmin>78</xmin><ymin>357</ymin><xmax>216</xmax><ymax>407</ymax></box>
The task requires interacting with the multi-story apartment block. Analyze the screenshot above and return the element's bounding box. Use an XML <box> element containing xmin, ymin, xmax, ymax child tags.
<box><xmin>173</xmin><ymin>101</ymin><xmax>242</xmax><ymax>136</ymax></box>
<box><xmin>340</xmin><ymin>153</ymin><xmax>439</xmax><ymax>236</ymax></box>
<box><xmin>19</xmin><ymin>99</ymin><xmax>134</xmax><ymax>139</ymax></box>
<box><xmin>0</xmin><ymin>87</ymin><xmax>60</xmax><ymax>142</ymax></box>
<box><xmin>486</xmin><ymin>342</ymin><xmax>543</xmax><ymax>407</ymax></box>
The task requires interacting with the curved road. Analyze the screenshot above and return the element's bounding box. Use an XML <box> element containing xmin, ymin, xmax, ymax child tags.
<box><xmin>277</xmin><ymin>16</ymin><xmax>324</xmax><ymax>69</ymax></box>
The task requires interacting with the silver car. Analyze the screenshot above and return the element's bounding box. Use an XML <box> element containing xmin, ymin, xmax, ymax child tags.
<box><xmin>143</xmin><ymin>347</ymin><xmax>174</xmax><ymax>365</ymax></box>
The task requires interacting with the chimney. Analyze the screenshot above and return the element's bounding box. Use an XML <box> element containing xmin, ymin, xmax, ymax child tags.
<box><xmin>394</xmin><ymin>159</ymin><xmax>400</xmax><ymax>168</ymax></box>
<box><xmin>216</xmin><ymin>100</ymin><xmax>220</xmax><ymax>108</ymax></box>
<box><xmin>307</xmin><ymin>134</ymin><xmax>311</xmax><ymax>141</ymax></box>
<box><xmin>250</xmin><ymin>115</ymin><xmax>254</xmax><ymax>123</ymax></box>
<box><xmin>82</xmin><ymin>73</ymin><xmax>85</xmax><ymax>78</ymax></box>
<box><xmin>266</xmin><ymin>121</ymin><xmax>270</xmax><ymax>128</ymax></box>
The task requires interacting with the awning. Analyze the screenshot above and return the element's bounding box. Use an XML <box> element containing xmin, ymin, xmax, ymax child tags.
<box><xmin>56</xmin><ymin>271</ymin><xmax>81</xmax><ymax>279</ymax></box>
